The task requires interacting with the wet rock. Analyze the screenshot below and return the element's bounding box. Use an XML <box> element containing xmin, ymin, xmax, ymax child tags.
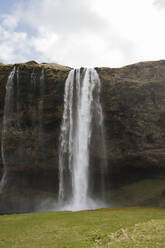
<box><xmin>1</xmin><ymin>60</ymin><xmax>165</xmax><ymax>176</ymax></box>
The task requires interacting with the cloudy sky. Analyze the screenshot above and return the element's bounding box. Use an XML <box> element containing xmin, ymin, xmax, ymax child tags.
<box><xmin>0</xmin><ymin>0</ymin><xmax>165</xmax><ymax>68</ymax></box>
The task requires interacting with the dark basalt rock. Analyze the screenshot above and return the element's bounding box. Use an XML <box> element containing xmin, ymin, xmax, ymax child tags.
<box><xmin>0</xmin><ymin>62</ymin><xmax>71</xmax><ymax>175</ymax></box>
<box><xmin>1</xmin><ymin>60</ymin><xmax>165</xmax><ymax>213</ymax></box>
<box><xmin>97</xmin><ymin>60</ymin><xmax>165</xmax><ymax>174</ymax></box>
<box><xmin>0</xmin><ymin>60</ymin><xmax>165</xmax><ymax>177</ymax></box>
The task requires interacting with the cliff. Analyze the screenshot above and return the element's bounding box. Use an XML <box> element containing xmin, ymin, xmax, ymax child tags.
<box><xmin>0</xmin><ymin>61</ymin><xmax>71</xmax><ymax>177</ymax></box>
<box><xmin>1</xmin><ymin>60</ymin><xmax>165</xmax><ymax>178</ymax></box>
<box><xmin>98</xmin><ymin>60</ymin><xmax>165</xmax><ymax>173</ymax></box>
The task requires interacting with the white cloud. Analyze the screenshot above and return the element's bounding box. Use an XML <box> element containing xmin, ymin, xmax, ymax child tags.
<box><xmin>0</xmin><ymin>0</ymin><xmax>165</xmax><ymax>67</ymax></box>
<box><xmin>1</xmin><ymin>14</ymin><xmax>19</xmax><ymax>29</ymax></box>
<box><xmin>17</xmin><ymin>0</ymin><xmax>106</xmax><ymax>34</ymax></box>
<box><xmin>0</xmin><ymin>26</ymin><xmax>27</xmax><ymax>62</ymax></box>
<box><xmin>0</xmin><ymin>22</ymin><xmax>37</xmax><ymax>63</ymax></box>
<box><xmin>153</xmin><ymin>0</ymin><xmax>165</xmax><ymax>8</ymax></box>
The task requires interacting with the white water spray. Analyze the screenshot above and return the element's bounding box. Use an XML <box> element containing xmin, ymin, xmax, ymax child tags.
<box><xmin>58</xmin><ymin>68</ymin><xmax>107</xmax><ymax>211</ymax></box>
<box><xmin>0</xmin><ymin>67</ymin><xmax>16</xmax><ymax>193</ymax></box>
<box><xmin>38</xmin><ymin>68</ymin><xmax>45</xmax><ymax>139</ymax></box>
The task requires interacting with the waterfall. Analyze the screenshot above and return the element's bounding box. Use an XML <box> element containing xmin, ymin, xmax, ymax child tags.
<box><xmin>38</xmin><ymin>68</ymin><xmax>45</xmax><ymax>152</ymax></box>
<box><xmin>0</xmin><ymin>67</ymin><xmax>46</xmax><ymax>194</ymax></box>
<box><xmin>0</xmin><ymin>66</ymin><xmax>16</xmax><ymax>193</ymax></box>
<box><xmin>58</xmin><ymin>68</ymin><xmax>107</xmax><ymax>211</ymax></box>
<box><xmin>38</xmin><ymin>68</ymin><xmax>45</xmax><ymax>133</ymax></box>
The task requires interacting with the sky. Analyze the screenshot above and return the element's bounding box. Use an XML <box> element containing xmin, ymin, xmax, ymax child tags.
<box><xmin>0</xmin><ymin>0</ymin><xmax>165</xmax><ymax>68</ymax></box>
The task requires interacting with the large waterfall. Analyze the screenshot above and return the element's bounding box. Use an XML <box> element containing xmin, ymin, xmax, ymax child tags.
<box><xmin>0</xmin><ymin>65</ymin><xmax>107</xmax><ymax>212</ymax></box>
<box><xmin>58</xmin><ymin>68</ymin><xmax>107</xmax><ymax>211</ymax></box>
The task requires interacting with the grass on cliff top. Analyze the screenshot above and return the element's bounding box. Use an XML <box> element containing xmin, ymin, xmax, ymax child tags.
<box><xmin>0</xmin><ymin>208</ymin><xmax>165</xmax><ymax>248</ymax></box>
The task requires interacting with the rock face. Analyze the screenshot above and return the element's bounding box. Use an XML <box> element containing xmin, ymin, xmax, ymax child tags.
<box><xmin>97</xmin><ymin>60</ymin><xmax>165</xmax><ymax>173</ymax></box>
<box><xmin>0</xmin><ymin>60</ymin><xmax>165</xmax><ymax>180</ymax></box>
<box><xmin>0</xmin><ymin>61</ymin><xmax>70</xmax><ymax>178</ymax></box>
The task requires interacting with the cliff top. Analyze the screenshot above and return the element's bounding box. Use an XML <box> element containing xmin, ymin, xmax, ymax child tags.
<box><xmin>1</xmin><ymin>59</ymin><xmax>165</xmax><ymax>71</ymax></box>
<box><xmin>0</xmin><ymin>60</ymin><xmax>71</xmax><ymax>71</ymax></box>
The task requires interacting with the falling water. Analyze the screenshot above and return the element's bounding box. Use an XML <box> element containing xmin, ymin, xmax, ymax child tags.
<box><xmin>0</xmin><ymin>66</ymin><xmax>46</xmax><ymax>194</ymax></box>
<box><xmin>39</xmin><ymin>68</ymin><xmax>45</xmax><ymax>116</ymax></box>
<box><xmin>38</xmin><ymin>68</ymin><xmax>45</xmax><ymax>149</ymax></box>
<box><xmin>58</xmin><ymin>68</ymin><xmax>107</xmax><ymax>211</ymax></box>
<box><xmin>0</xmin><ymin>67</ymin><xmax>16</xmax><ymax>193</ymax></box>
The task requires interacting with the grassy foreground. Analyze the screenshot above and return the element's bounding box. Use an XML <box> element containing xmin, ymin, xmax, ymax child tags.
<box><xmin>0</xmin><ymin>208</ymin><xmax>165</xmax><ymax>248</ymax></box>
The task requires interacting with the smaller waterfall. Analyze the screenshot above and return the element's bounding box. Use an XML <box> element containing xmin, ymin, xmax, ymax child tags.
<box><xmin>29</xmin><ymin>68</ymin><xmax>38</xmax><ymax>127</ymax></box>
<box><xmin>58</xmin><ymin>68</ymin><xmax>107</xmax><ymax>211</ymax></box>
<box><xmin>38</xmin><ymin>68</ymin><xmax>45</xmax><ymax>137</ymax></box>
<box><xmin>0</xmin><ymin>66</ymin><xmax>46</xmax><ymax>193</ymax></box>
<box><xmin>0</xmin><ymin>67</ymin><xmax>16</xmax><ymax>193</ymax></box>
<box><xmin>38</xmin><ymin>68</ymin><xmax>45</xmax><ymax>153</ymax></box>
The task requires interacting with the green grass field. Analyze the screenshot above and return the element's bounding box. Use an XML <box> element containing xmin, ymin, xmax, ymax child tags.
<box><xmin>0</xmin><ymin>207</ymin><xmax>165</xmax><ymax>248</ymax></box>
